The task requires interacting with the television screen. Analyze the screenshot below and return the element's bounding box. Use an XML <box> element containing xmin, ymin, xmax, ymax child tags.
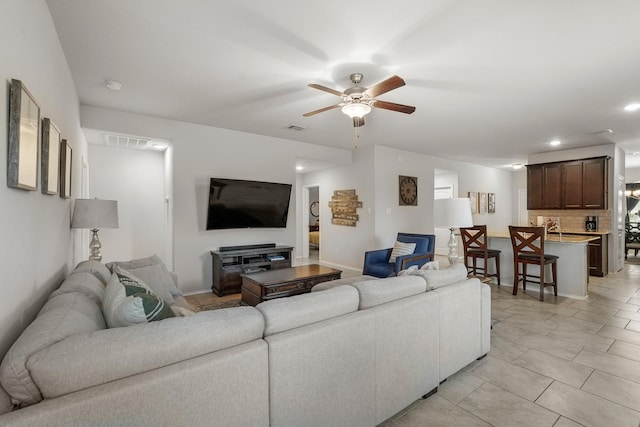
<box><xmin>206</xmin><ymin>178</ymin><xmax>292</xmax><ymax>230</ymax></box>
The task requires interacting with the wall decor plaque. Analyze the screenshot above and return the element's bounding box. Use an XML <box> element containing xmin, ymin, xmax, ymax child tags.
<box><xmin>60</xmin><ymin>139</ymin><xmax>72</xmax><ymax>199</ymax></box>
<box><xmin>329</xmin><ymin>189</ymin><xmax>362</xmax><ymax>226</ymax></box>
<box><xmin>488</xmin><ymin>192</ymin><xmax>496</xmax><ymax>213</ymax></box>
<box><xmin>468</xmin><ymin>191</ymin><xmax>478</xmax><ymax>214</ymax></box>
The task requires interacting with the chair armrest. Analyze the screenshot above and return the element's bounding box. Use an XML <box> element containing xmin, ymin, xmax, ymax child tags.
<box><xmin>396</xmin><ymin>252</ymin><xmax>434</xmax><ymax>271</ymax></box>
<box><xmin>364</xmin><ymin>248</ymin><xmax>392</xmax><ymax>265</ymax></box>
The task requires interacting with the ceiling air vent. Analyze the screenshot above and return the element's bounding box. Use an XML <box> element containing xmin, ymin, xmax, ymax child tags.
<box><xmin>286</xmin><ymin>124</ymin><xmax>306</xmax><ymax>131</ymax></box>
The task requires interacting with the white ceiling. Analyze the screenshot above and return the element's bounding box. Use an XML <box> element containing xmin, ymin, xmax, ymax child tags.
<box><xmin>46</xmin><ymin>0</ymin><xmax>640</xmax><ymax>170</ymax></box>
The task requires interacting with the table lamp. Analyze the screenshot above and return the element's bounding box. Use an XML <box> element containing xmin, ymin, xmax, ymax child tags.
<box><xmin>71</xmin><ymin>198</ymin><xmax>119</xmax><ymax>262</ymax></box>
<box><xmin>433</xmin><ymin>198</ymin><xmax>474</xmax><ymax>265</ymax></box>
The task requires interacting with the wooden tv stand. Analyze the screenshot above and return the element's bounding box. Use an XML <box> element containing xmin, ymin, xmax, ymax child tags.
<box><xmin>210</xmin><ymin>244</ymin><xmax>293</xmax><ymax>296</ymax></box>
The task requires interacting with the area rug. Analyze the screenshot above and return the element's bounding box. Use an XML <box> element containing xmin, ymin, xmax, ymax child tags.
<box><xmin>193</xmin><ymin>299</ymin><xmax>248</xmax><ymax>312</ymax></box>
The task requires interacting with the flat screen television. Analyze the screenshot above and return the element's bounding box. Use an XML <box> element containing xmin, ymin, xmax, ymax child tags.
<box><xmin>206</xmin><ymin>178</ymin><xmax>292</xmax><ymax>230</ymax></box>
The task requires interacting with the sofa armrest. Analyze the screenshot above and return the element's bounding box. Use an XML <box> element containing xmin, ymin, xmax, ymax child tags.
<box><xmin>396</xmin><ymin>252</ymin><xmax>434</xmax><ymax>271</ymax></box>
<box><xmin>364</xmin><ymin>248</ymin><xmax>392</xmax><ymax>265</ymax></box>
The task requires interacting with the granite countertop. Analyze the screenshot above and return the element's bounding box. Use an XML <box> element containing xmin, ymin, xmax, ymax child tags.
<box><xmin>487</xmin><ymin>231</ymin><xmax>599</xmax><ymax>244</ymax></box>
<box><xmin>547</xmin><ymin>229</ymin><xmax>610</xmax><ymax>236</ymax></box>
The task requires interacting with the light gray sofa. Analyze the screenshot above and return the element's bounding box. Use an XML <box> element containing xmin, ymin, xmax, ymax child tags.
<box><xmin>0</xmin><ymin>261</ymin><xmax>490</xmax><ymax>427</ymax></box>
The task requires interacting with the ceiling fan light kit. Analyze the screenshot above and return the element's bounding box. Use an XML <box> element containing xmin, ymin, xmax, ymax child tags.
<box><xmin>303</xmin><ymin>73</ymin><xmax>416</xmax><ymax>146</ymax></box>
<box><xmin>341</xmin><ymin>102</ymin><xmax>371</xmax><ymax>118</ymax></box>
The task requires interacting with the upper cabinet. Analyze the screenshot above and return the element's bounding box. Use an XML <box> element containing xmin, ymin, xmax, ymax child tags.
<box><xmin>527</xmin><ymin>157</ymin><xmax>607</xmax><ymax>210</ymax></box>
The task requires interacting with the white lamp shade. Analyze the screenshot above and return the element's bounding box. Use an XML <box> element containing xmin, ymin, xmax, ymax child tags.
<box><xmin>71</xmin><ymin>199</ymin><xmax>119</xmax><ymax>229</ymax></box>
<box><xmin>341</xmin><ymin>103</ymin><xmax>371</xmax><ymax>118</ymax></box>
<box><xmin>433</xmin><ymin>198</ymin><xmax>473</xmax><ymax>228</ymax></box>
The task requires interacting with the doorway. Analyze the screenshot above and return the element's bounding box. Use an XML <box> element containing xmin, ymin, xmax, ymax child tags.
<box><xmin>434</xmin><ymin>169</ymin><xmax>458</xmax><ymax>256</ymax></box>
<box><xmin>301</xmin><ymin>184</ymin><xmax>320</xmax><ymax>261</ymax></box>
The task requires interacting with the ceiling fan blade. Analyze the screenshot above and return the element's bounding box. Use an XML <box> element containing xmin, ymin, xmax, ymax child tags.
<box><xmin>366</xmin><ymin>75</ymin><xmax>406</xmax><ymax>98</ymax></box>
<box><xmin>308</xmin><ymin>83</ymin><xmax>344</xmax><ymax>97</ymax></box>
<box><xmin>303</xmin><ymin>104</ymin><xmax>341</xmax><ymax>117</ymax></box>
<box><xmin>352</xmin><ymin>117</ymin><xmax>365</xmax><ymax>127</ymax></box>
<box><xmin>372</xmin><ymin>100</ymin><xmax>416</xmax><ymax>114</ymax></box>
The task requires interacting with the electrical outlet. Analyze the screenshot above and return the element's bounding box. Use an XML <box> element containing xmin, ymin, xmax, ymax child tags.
<box><xmin>335</xmin><ymin>247</ymin><xmax>340</xmax><ymax>254</ymax></box>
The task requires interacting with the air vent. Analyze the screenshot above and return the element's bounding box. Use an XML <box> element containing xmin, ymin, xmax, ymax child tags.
<box><xmin>286</xmin><ymin>124</ymin><xmax>306</xmax><ymax>131</ymax></box>
<box><xmin>104</xmin><ymin>134</ymin><xmax>151</xmax><ymax>150</ymax></box>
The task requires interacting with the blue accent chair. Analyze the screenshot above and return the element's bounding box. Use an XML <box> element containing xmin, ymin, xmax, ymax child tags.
<box><xmin>362</xmin><ymin>233</ymin><xmax>436</xmax><ymax>278</ymax></box>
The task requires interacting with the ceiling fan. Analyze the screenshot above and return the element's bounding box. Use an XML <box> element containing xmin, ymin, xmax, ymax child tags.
<box><xmin>303</xmin><ymin>73</ymin><xmax>416</xmax><ymax>127</ymax></box>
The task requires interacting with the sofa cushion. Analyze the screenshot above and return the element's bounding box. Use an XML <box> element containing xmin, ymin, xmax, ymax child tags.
<box><xmin>102</xmin><ymin>272</ymin><xmax>175</xmax><ymax>328</ymax></box>
<box><xmin>256</xmin><ymin>285</ymin><xmax>359</xmax><ymax>336</ymax></box>
<box><xmin>107</xmin><ymin>254</ymin><xmax>181</xmax><ymax>297</ymax></box>
<box><xmin>0</xmin><ymin>292</ymin><xmax>105</xmax><ymax>407</ymax></box>
<box><xmin>0</xmin><ymin>384</ymin><xmax>13</xmax><ymax>415</ymax></box>
<box><xmin>410</xmin><ymin>262</ymin><xmax>468</xmax><ymax>290</ymax></box>
<box><xmin>389</xmin><ymin>241</ymin><xmax>416</xmax><ymax>263</ymax></box>
<box><xmin>74</xmin><ymin>260</ymin><xmax>112</xmax><ymax>285</ymax></box>
<box><xmin>311</xmin><ymin>275</ymin><xmax>376</xmax><ymax>292</ymax></box>
<box><xmin>49</xmin><ymin>271</ymin><xmax>105</xmax><ymax>304</ymax></box>
<box><xmin>351</xmin><ymin>276</ymin><xmax>427</xmax><ymax>309</ymax></box>
<box><xmin>26</xmin><ymin>307</ymin><xmax>265</xmax><ymax>400</ymax></box>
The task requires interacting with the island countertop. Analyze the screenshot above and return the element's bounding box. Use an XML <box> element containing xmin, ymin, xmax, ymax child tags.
<box><xmin>487</xmin><ymin>231</ymin><xmax>599</xmax><ymax>244</ymax></box>
<box><xmin>485</xmin><ymin>231</ymin><xmax>591</xmax><ymax>299</ymax></box>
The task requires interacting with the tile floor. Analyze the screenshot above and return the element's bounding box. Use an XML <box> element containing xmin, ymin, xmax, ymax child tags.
<box><xmin>383</xmin><ymin>258</ymin><xmax>640</xmax><ymax>427</ymax></box>
<box><xmin>186</xmin><ymin>253</ymin><xmax>640</xmax><ymax>427</ymax></box>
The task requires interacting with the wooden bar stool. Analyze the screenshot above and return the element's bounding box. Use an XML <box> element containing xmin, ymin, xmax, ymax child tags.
<box><xmin>460</xmin><ymin>225</ymin><xmax>501</xmax><ymax>285</ymax></box>
<box><xmin>508</xmin><ymin>226</ymin><xmax>558</xmax><ymax>301</ymax></box>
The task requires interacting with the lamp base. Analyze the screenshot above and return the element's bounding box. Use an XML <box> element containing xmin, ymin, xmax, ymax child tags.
<box><xmin>447</xmin><ymin>227</ymin><xmax>459</xmax><ymax>265</ymax></box>
<box><xmin>88</xmin><ymin>228</ymin><xmax>102</xmax><ymax>262</ymax></box>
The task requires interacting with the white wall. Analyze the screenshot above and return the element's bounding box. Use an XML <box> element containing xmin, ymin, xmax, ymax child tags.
<box><xmin>301</xmin><ymin>144</ymin><xmax>514</xmax><ymax>271</ymax></box>
<box><xmin>87</xmin><ymin>144</ymin><xmax>169</xmax><ymax>265</ymax></box>
<box><xmin>627</xmin><ymin>167</ymin><xmax>640</xmax><ymax>183</ymax></box>
<box><xmin>80</xmin><ymin>106</ymin><xmax>351</xmax><ymax>294</ymax></box>
<box><xmin>0</xmin><ymin>0</ymin><xmax>87</xmax><ymax>358</ymax></box>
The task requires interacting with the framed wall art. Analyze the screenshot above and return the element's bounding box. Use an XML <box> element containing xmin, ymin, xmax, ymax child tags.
<box><xmin>41</xmin><ymin>118</ymin><xmax>61</xmax><ymax>195</ymax></box>
<box><xmin>59</xmin><ymin>139</ymin><xmax>72</xmax><ymax>199</ymax></box>
<box><xmin>8</xmin><ymin>79</ymin><xmax>40</xmax><ymax>191</ymax></box>
<box><xmin>467</xmin><ymin>191</ymin><xmax>478</xmax><ymax>214</ymax></box>
<box><xmin>488</xmin><ymin>192</ymin><xmax>496</xmax><ymax>213</ymax></box>
<box><xmin>478</xmin><ymin>192</ymin><xmax>487</xmax><ymax>213</ymax></box>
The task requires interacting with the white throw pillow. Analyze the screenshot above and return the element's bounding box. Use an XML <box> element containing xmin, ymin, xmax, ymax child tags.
<box><xmin>397</xmin><ymin>265</ymin><xmax>419</xmax><ymax>276</ymax></box>
<box><xmin>389</xmin><ymin>241</ymin><xmax>416</xmax><ymax>263</ymax></box>
<box><xmin>420</xmin><ymin>260</ymin><xmax>440</xmax><ymax>270</ymax></box>
<box><xmin>103</xmin><ymin>272</ymin><xmax>175</xmax><ymax>328</ymax></box>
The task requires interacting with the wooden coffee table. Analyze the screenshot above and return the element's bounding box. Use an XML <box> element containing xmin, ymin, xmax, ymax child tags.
<box><xmin>241</xmin><ymin>264</ymin><xmax>342</xmax><ymax>306</ymax></box>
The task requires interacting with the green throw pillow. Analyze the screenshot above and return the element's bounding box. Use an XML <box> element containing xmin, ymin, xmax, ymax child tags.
<box><xmin>103</xmin><ymin>272</ymin><xmax>175</xmax><ymax>328</ymax></box>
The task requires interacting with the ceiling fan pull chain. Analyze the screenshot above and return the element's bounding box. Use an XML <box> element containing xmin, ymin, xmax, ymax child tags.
<box><xmin>353</xmin><ymin>117</ymin><xmax>360</xmax><ymax>149</ymax></box>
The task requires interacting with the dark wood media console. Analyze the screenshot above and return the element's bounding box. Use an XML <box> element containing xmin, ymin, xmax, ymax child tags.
<box><xmin>210</xmin><ymin>244</ymin><xmax>294</xmax><ymax>296</ymax></box>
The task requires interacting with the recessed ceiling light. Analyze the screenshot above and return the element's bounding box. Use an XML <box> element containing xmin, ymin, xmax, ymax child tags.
<box><xmin>512</xmin><ymin>163</ymin><xmax>524</xmax><ymax>170</ymax></box>
<box><xmin>296</xmin><ymin>165</ymin><xmax>303</xmax><ymax>171</ymax></box>
<box><xmin>624</xmin><ymin>103</ymin><xmax>640</xmax><ymax>112</ymax></box>
<box><xmin>104</xmin><ymin>80</ymin><xmax>122</xmax><ymax>91</ymax></box>
<box><xmin>550</xmin><ymin>139</ymin><xmax>561</xmax><ymax>147</ymax></box>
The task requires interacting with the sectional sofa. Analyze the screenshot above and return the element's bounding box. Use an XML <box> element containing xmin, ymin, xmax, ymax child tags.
<box><xmin>0</xmin><ymin>259</ymin><xmax>490</xmax><ymax>427</ymax></box>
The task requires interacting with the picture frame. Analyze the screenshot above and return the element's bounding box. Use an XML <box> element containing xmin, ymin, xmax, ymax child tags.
<box><xmin>479</xmin><ymin>192</ymin><xmax>487</xmax><ymax>214</ymax></box>
<box><xmin>8</xmin><ymin>79</ymin><xmax>40</xmax><ymax>191</ymax></box>
<box><xmin>41</xmin><ymin>118</ymin><xmax>61</xmax><ymax>195</ymax></box>
<box><xmin>59</xmin><ymin>139</ymin><xmax>72</xmax><ymax>199</ymax></box>
<box><xmin>467</xmin><ymin>191</ymin><xmax>478</xmax><ymax>214</ymax></box>
<box><xmin>488</xmin><ymin>192</ymin><xmax>496</xmax><ymax>213</ymax></box>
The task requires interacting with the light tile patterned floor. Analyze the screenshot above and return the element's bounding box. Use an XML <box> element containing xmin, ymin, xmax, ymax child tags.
<box><xmin>382</xmin><ymin>259</ymin><xmax>640</xmax><ymax>427</ymax></box>
<box><xmin>187</xmin><ymin>253</ymin><xmax>640</xmax><ymax>427</ymax></box>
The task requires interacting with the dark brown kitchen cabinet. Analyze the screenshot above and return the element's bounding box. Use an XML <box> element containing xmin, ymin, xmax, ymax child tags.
<box><xmin>562</xmin><ymin>161</ymin><xmax>583</xmax><ymax>208</ymax></box>
<box><xmin>527</xmin><ymin>157</ymin><xmax>607</xmax><ymax>210</ymax></box>
<box><xmin>527</xmin><ymin>163</ymin><xmax>562</xmax><ymax>209</ymax></box>
<box><xmin>582</xmin><ymin>158</ymin><xmax>606</xmax><ymax>209</ymax></box>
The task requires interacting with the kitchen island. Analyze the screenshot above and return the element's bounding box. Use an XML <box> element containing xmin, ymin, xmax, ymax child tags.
<box><xmin>486</xmin><ymin>232</ymin><xmax>599</xmax><ymax>300</ymax></box>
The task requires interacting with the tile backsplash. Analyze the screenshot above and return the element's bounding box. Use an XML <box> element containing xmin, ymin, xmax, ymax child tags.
<box><xmin>527</xmin><ymin>210</ymin><xmax>611</xmax><ymax>233</ymax></box>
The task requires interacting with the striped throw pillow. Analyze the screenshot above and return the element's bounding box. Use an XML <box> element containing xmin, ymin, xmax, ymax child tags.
<box><xmin>389</xmin><ymin>241</ymin><xmax>416</xmax><ymax>263</ymax></box>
